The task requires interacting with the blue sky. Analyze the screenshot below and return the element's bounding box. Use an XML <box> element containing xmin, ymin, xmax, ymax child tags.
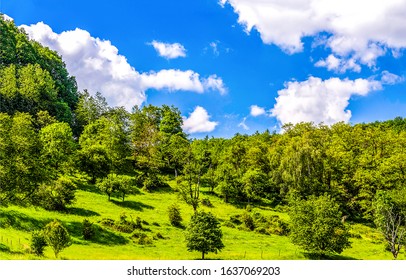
<box><xmin>2</xmin><ymin>0</ymin><xmax>406</xmax><ymax>138</ymax></box>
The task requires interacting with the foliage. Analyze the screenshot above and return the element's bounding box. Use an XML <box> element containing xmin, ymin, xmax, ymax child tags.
<box><xmin>289</xmin><ymin>195</ymin><xmax>351</xmax><ymax>256</ymax></box>
<box><xmin>185</xmin><ymin>211</ymin><xmax>224</xmax><ymax>259</ymax></box>
<box><xmin>374</xmin><ymin>189</ymin><xmax>406</xmax><ymax>259</ymax></box>
<box><xmin>167</xmin><ymin>204</ymin><xmax>183</xmax><ymax>227</ymax></box>
<box><xmin>30</xmin><ymin>230</ymin><xmax>47</xmax><ymax>256</ymax></box>
<box><xmin>33</xmin><ymin>176</ymin><xmax>76</xmax><ymax>211</ymax></box>
<box><xmin>43</xmin><ymin>220</ymin><xmax>72</xmax><ymax>258</ymax></box>
<box><xmin>97</xmin><ymin>173</ymin><xmax>136</xmax><ymax>201</ymax></box>
<box><xmin>82</xmin><ymin>219</ymin><xmax>96</xmax><ymax>240</ymax></box>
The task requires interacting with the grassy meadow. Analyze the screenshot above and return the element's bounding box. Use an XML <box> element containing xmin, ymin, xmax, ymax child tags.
<box><xmin>0</xmin><ymin>176</ymin><xmax>401</xmax><ymax>260</ymax></box>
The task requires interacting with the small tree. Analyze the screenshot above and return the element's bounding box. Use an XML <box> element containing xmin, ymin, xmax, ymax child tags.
<box><xmin>97</xmin><ymin>173</ymin><xmax>136</xmax><ymax>201</ymax></box>
<box><xmin>168</xmin><ymin>204</ymin><xmax>183</xmax><ymax>227</ymax></box>
<box><xmin>30</xmin><ymin>230</ymin><xmax>47</xmax><ymax>256</ymax></box>
<box><xmin>185</xmin><ymin>211</ymin><xmax>224</xmax><ymax>260</ymax></box>
<box><xmin>82</xmin><ymin>219</ymin><xmax>96</xmax><ymax>240</ymax></box>
<box><xmin>34</xmin><ymin>176</ymin><xmax>76</xmax><ymax>211</ymax></box>
<box><xmin>289</xmin><ymin>194</ymin><xmax>351</xmax><ymax>257</ymax></box>
<box><xmin>374</xmin><ymin>190</ymin><xmax>406</xmax><ymax>259</ymax></box>
<box><xmin>43</xmin><ymin>220</ymin><xmax>72</xmax><ymax>258</ymax></box>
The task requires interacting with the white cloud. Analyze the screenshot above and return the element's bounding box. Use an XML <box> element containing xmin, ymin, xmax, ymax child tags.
<box><xmin>182</xmin><ymin>106</ymin><xmax>219</xmax><ymax>133</ymax></box>
<box><xmin>270</xmin><ymin>77</ymin><xmax>382</xmax><ymax>125</ymax></box>
<box><xmin>250</xmin><ymin>105</ymin><xmax>266</xmax><ymax>117</ymax></box>
<box><xmin>20</xmin><ymin>22</ymin><xmax>225</xmax><ymax>110</ymax></box>
<box><xmin>380</xmin><ymin>71</ymin><xmax>404</xmax><ymax>85</ymax></box>
<box><xmin>220</xmin><ymin>0</ymin><xmax>406</xmax><ymax>70</ymax></box>
<box><xmin>238</xmin><ymin>117</ymin><xmax>249</xmax><ymax>130</ymax></box>
<box><xmin>315</xmin><ymin>55</ymin><xmax>361</xmax><ymax>73</ymax></box>
<box><xmin>2</xmin><ymin>14</ymin><xmax>13</xmax><ymax>21</ymax></box>
<box><xmin>210</xmin><ymin>42</ymin><xmax>220</xmax><ymax>56</ymax></box>
<box><xmin>150</xmin><ymin>40</ymin><xmax>186</xmax><ymax>59</ymax></box>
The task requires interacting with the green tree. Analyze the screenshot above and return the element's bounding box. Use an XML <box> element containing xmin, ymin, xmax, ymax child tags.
<box><xmin>185</xmin><ymin>211</ymin><xmax>224</xmax><ymax>260</ymax></box>
<box><xmin>43</xmin><ymin>220</ymin><xmax>72</xmax><ymax>258</ymax></box>
<box><xmin>76</xmin><ymin>144</ymin><xmax>110</xmax><ymax>184</ymax></box>
<box><xmin>289</xmin><ymin>194</ymin><xmax>351</xmax><ymax>256</ymax></box>
<box><xmin>34</xmin><ymin>176</ymin><xmax>76</xmax><ymax>211</ymax></box>
<box><xmin>374</xmin><ymin>189</ymin><xmax>406</xmax><ymax>259</ymax></box>
<box><xmin>39</xmin><ymin>122</ymin><xmax>76</xmax><ymax>176</ymax></box>
<box><xmin>97</xmin><ymin>173</ymin><xmax>136</xmax><ymax>201</ymax></box>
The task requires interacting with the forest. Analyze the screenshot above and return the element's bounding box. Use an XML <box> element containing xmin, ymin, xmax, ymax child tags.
<box><xmin>1</xmin><ymin>15</ymin><xmax>406</xmax><ymax>260</ymax></box>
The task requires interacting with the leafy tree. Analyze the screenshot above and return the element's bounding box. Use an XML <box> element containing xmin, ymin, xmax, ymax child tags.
<box><xmin>289</xmin><ymin>194</ymin><xmax>351</xmax><ymax>256</ymax></box>
<box><xmin>33</xmin><ymin>176</ymin><xmax>76</xmax><ymax>211</ymax></box>
<box><xmin>374</xmin><ymin>189</ymin><xmax>406</xmax><ymax>259</ymax></box>
<box><xmin>43</xmin><ymin>220</ymin><xmax>72</xmax><ymax>258</ymax></box>
<box><xmin>97</xmin><ymin>173</ymin><xmax>136</xmax><ymax>201</ymax></box>
<box><xmin>168</xmin><ymin>204</ymin><xmax>183</xmax><ymax>227</ymax></box>
<box><xmin>76</xmin><ymin>144</ymin><xmax>110</xmax><ymax>184</ymax></box>
<box><xmin>30</xmin><ymin>230</ymin><xmax>47</xmax><ymax>256</ymax></box>
<box><xmin>39</xmin><ymin>122</ymin><xmax>76</xmax><ymax>176</ymax></box>
<box><xmin>185</xmin><ymin>211</ymin><xmax>224</xmax><ymax>260</ymax></box>
<box><xmin>0</xmin><ymin>112</ymin><xmax>45</xmax><ymax>205</ymax></box>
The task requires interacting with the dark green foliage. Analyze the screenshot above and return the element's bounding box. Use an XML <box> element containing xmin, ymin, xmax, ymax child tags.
<box><xmin>201</xmin><ymin>198</ymin><xmax>213</xmax><ymax>207</ymax></box>
<box><xmin>82</xmin><ymin>219</ymin><xmax>96</xmax><ymax>240</ymax></box>
<box><xmin>43</xmin><ymin>220</ymin><xmax>72</xmax><ymax>258</ymax></box>
<box><xmin>242</xmin><ymin>212</ymin><xmax>255</xmax><ymax>231</ymax></box>
<box><xmin>142</xmin><ymin>174</ymin><xmax>170</xmax><ymax>192</ymax></box>
<box><xmin>100</xmin><ymin>213</ymin><xmax>145</xmax><ymax>234</ymax></box>
<box><xmin>30</xmin><ymin>230</ymin><xmax>47</xmax><ymax>256</ymax></box>
<box><xmin>34</xmin><ymin>176</ymin><xmax>76</xmax><ymax>211</ymax></box>
<box><xmin>289</xmin><ymin>195</ymin><xmax>351</xmax><ymax>256</ymax></box>
<box><xmin>185</xmin><ymin>211</ymin><xmax>224</xmax><ymax>260</ymax></box>
<box><xmin>168</xmin><ymin>204</ymin><xmax>182</xmax><ymax>227</ymax></box>
<box><xmin>0</xmin><ymin>16</ymin><xmax>78</xmax><ymax>124</ymax></box>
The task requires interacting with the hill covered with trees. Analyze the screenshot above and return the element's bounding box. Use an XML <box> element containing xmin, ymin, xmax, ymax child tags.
<box><xmin>1</xmin><ymin>15</ymin><xmax>406</xmax><ymax>260</ymax></box>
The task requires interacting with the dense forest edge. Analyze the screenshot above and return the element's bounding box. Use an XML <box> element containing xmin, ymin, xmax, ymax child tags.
<box><xmin>1</xmin><ymin>15</ymin><xmax>406</xmax><ymax>260</ymax></box>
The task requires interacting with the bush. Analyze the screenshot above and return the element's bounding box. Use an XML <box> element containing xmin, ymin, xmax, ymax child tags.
<box><xmin>201</xmin><ymin>198</ymin><xmax>213</xmax><ymax>207</ymax></box>
<box><xmin>43</xmin><ymin>220</ymin><xmax>72</xmax><ymax>258</ymax></box>
<box><xmin>142</xmin><ymin>174</ymin><xmax>170</xmax><ymax>192</ymax></box>
<box><xmin>137</xmin><ymin>233</ymin><xmax>153</xmax><ymax>245</ymax></box>
<box><xmin>34</xmin><ymin>176</ymin><xmax>76</xmax><ymax>211</ymax></box>
<box><xmin>229</xmin><ymin>214</ymin><xmax>242</xmax><ymax>225</ymax></box>
<box><xmin>168</xmin><ymin>204</ymin><xmax>183</xmax><ymax>227</ymax></box>
<box><xmin>242</xmin><ymin>212</ymin><xmax>255</xmax><ymax>231</ymax></box>
<box><xmin>30</xmin><ymin>230</ymin><xmax>47</xmax><ymax>256</ymax></box>
<box><xmin>82</xmin><ymin>219</ymin><xmax>96</xmax><ymax>240</ymax></box>
<box><xmin>267</xmin><ymin>215</ymin><xmax>290</xmax><ymax>236</ymax></box>
<box><xmin>100</xmin><ymin>214</ymin><xmax>145</xmax><ymax>233</ymax></box>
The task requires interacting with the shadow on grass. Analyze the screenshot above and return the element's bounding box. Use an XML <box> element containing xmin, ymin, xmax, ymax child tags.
<box><xmin>65</xmin><ymin>221</ymin><xmax>129</xmax><ymax>246</ymax></box>
<box><xmin>0</xmin><ymin>243</ymin><xmax>10</xmax><ymax>252</ymax></box>
<box><xmin>66</xmin><ymin>207</ymin><xmax>100</xmax><ymax>217</ymax></box>
<box><xmin>0</xmin><ymin>209</ymin><xmax>47</xmax><ymax>231</ymax></box>
<box><xmin>76</xmin><ymin>181</ymin><xmax>104</xmax><ymax>195</ymax></box>
<box><xmin>110</xmin><ymin>200</ymin><xmax>154</xmax><ymax>211</ymax></box>
<box><xmin>303</xmin><ymin>252</ymin><xmax>358</xmax><ymax>260</ymax></box>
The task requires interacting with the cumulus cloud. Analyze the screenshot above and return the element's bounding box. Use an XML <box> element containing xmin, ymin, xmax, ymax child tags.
<box><xmin>150</xmin><ymin>40</ymin><xmax>186</xmax><ymax>59</ymax></box>
<box><xmin>182</xmin><ymin>106</ymin><xmax>219</xmax><ymax>133</ymax></box>
<box><xmin>250</xmin><ymin>105</ymin><xmax>266</xmax><ymax>117</ymax></box>
<box><xmin>315</xmin><ymin>55</ymin><xmax>361</xmax><ymax>73</ymax></box>
<box><xmin>270</xmin><ymin>77</ymin><xmax>382</xmax><ymax>125</ymax></box>
<box><xmin>220</xmin><ymin>0</ymin><xmax>406</xmax><ymax>70</ymax></box>
<box><xmin>20</xmin><ymin>22</ymin><xmax>225</xmax><ymax>110</ymax></box>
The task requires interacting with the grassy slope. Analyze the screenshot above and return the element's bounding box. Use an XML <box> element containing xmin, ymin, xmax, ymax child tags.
<box><xmin>0</xmin><ymin>180</ymin><xmax>402</xmax><ymax>260</ymax></box>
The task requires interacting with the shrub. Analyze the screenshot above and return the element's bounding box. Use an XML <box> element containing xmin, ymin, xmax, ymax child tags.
<box><xmin>142</xmin><ymin>174</ymin><xmax>170</xmax><ymax>192</ymax></box>
<box><xmin>34</xmin><ymin>176</ymin><xmax>76</xmax><ymax>211</ymax></box>
<box><xmin>82</xmin><ymin>219</ymin><xmax>96</xmax><ymax>240</ymax></box>
<box><xmin>137</xmin><ymin>233</ymin><xmax>153</xmax><ymax>245</ymax></box>
<box><xmin>43</xmin><ymin>220</ymin><xmax>72</xmax><ymax>258</ymax></box>
<box><xmin>30</xmin><ymin>230</ymin><xmax>47</xmax><ymax>256</ymax></box>
<box><xmin>201</xmin><ymin>198</ymin><xmax>213</xmax><ymax>207</ymax></box>
<box><xmin>267</xmin><ymin>215</ymin><xmax>290</xmax><ymax>236</ymax></box>
<box><xmin>229</xmin><ymin>214</ymin><xmax>242</xmax><ymax>225</ymax></box>
<box><xmin>242</xmin><ymin>212</ymin><xmax>255</xmax><ymax>231</ymax></box>
<box><xmin>168</xmin><ymin>204</ymin><xmax>183</xmax><ymax>227</ymax></box>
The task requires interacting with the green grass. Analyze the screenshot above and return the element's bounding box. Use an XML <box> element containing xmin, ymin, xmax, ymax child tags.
<box><xmin>0</xmin><ymin>179</ymin><xmax>403</xmax><ymax>260</ymax></box>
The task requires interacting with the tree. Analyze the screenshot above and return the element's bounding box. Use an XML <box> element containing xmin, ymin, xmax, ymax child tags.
<box><xmin>168</xmin><ymin>204</ymin><xmax>183</xmax><ymax>227</ymax></box>
<box><xmin>289</xmin><ymin>194</ymin><xmax>351</xmax><ymax>256</ymax></box>
<box><xmin>185</xmin><ymin>211</ymin><xmax>224</xmax><ymax>260</ymax></box>
<box><xmin>97</xmin><ymin>173</ymin><xmax>136</xmax><ymax>201</ymax></box>
<box><xmin>0</xmin><ymin>112</ymin><xmax>46</xmax><ymax>205</ymax></box>
<box><xmin>374</xmin><ymin>189</ymin><xmax>406</xmax><ymax>259</ymax></box>
<box><xmin>33</xmin><ymin>176</ymin><xmax>76</xmax><ymax>211</ymax></box>
<box><xmin>76</xmin><ymin>144</ymin><xmax>110</xmax><ymax>184</ymax></box>
<box><xmin>43</xmin><ymin>220</ymin><xmax>72</xmax><ymax>258</ymax></box>
<box><xmin>39</xmin><ymin>122</ymin><xmax>76</xmax><ymax>176</ymax></box>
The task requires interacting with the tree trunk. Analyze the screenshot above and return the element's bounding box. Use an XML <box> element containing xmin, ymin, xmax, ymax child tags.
<box><xmin>202</xmin><ymin>251</ymin><xmax>205</xmax><ymax>260</ymax></box>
